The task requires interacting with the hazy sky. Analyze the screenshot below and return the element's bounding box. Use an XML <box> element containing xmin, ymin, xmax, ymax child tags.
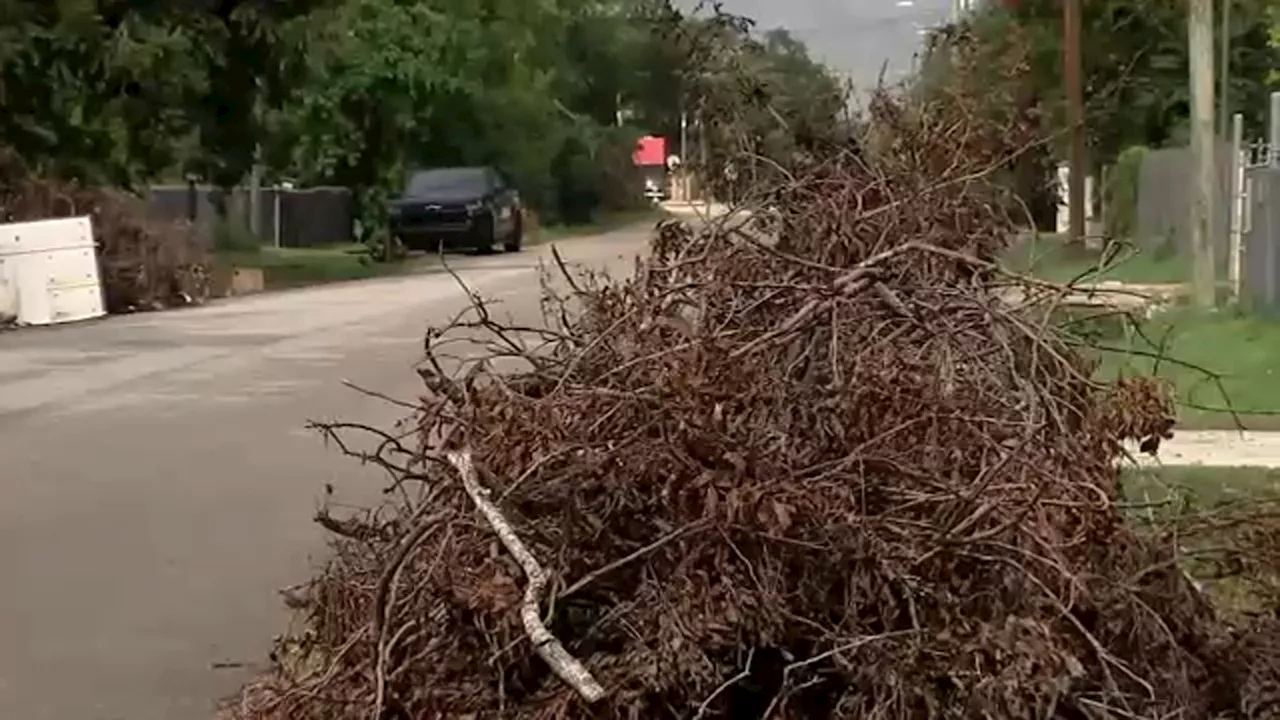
<box><xmin>682</xmin><ymin>0</ymin><xmax>955</xmax><ymax>91</ymax></box>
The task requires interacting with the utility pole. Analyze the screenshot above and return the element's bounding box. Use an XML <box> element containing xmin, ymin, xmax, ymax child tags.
<box><xmin>248</xmin><ymin>84</ymin><xmax>263</xmax><ymax>240</ymax></box>
<box><xmin>1218</xmin><ymin>0</ymin><xmax>1231</xmax><ymax>136</ymax></box>
<box><xmin>248</xmin><ymin>152</ymin><xmax>262</xmax><ymax>239</ymax></box>
<box><xmin>698</xmin><ymin>112</ymin><xmax>709</xmax><ymax>204</ymax></box>
<box><xmin>1271</xmin><ymin>91</ymin><xmax>1280</xmax><ymax>167</ymax></box>
<box><xmin>1229</xmin><ymin>112</ymin><xmax>1244</xmax><ymax>300</ymax></box>
<box><xmin>1189</xmin><ymin>0</ymin><xmax>1217</xmax><ymax>308</ymax></box>
<box><xmin>1063</xmin><ymin>0</ymin><xmax>1086</xmax><ymax>246</ymax></box>
<box><xmin>679</xmin><ymin>111</ymin><xmax>688</xmax><ymax>165</ymax></box>
<box><xmin>678</xmin><ymin>105</ymin><xmax>689</xmax><ymax>203</ymax></box>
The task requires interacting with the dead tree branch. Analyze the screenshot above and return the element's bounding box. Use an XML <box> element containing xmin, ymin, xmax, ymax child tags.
<box><xmin>446</xmin><ymin>450</ymin><xmax>606</xmax><ymax>704</ymax></box>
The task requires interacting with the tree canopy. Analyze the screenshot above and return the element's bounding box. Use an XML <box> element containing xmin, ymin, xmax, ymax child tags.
<box><xmin>960</xmin><ymin>0</ymin><xmax>1280</xmax><ymax>166</ymax></box>
<box><xmin>0</xmin><ymin>0</ymin><xmax>846</xmax><ymax>230</ymax></box>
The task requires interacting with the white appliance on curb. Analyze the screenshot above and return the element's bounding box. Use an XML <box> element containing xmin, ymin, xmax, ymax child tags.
<box><xmin>0</xmin><ymin>216</ymin><xmax>105</xmax><ymax>326</ymax></box>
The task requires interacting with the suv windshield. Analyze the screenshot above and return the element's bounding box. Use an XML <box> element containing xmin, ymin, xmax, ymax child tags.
<box><xmin>406</xmin><ymin>168</ymin><xmax>489</xmax><ymax>196</ymax></box>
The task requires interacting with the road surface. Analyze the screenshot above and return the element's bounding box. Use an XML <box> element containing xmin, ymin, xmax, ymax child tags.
<box><xmin>0</xmin><ymin>226</ymin><xmax>652</xmax><ymax>720</ymax></box>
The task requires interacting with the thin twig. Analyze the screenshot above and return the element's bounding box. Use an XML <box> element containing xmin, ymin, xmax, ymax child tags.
<box><xmin>761</xmin><ymin>630</ymin><xmax>919</xmax><ymax>718</ymax></box>
<box><xmin>342</xmin><ymin>379</ymin><xmax>424</xmax><ymax>413</ymax></box>
<box><xmin>559</xmin><ymin>521</ymin><xmax>709</xmax><ymax>600</ymax></box>
<box><xmin>370</xmin><ymin>486</ymin><xmax>445</xmax><ymax>719</ymax></box>
<box><xmin>694</xmin><ymin>648</ymin><xmax>756</xmax><ymax>719</ymax></box>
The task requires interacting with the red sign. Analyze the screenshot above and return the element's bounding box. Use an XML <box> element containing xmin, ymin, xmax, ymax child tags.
<box><xmin>632</xmin><ymin>136</ymin><xmax>667</xmax><ymax>167</ymax></box>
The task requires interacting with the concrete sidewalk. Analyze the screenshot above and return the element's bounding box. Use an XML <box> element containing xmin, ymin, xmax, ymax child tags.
<box><xmin>1135</xmin><ymin>430</ymin><xmax>1280</xmax><ymax>468</ymax></box>
<box><xmin>660</xmin><ymin>200</ymin><xmax>738</xmax><ymax>220</ymax></box>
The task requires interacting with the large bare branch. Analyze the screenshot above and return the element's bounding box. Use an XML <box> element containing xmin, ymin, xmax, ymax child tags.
<box><xmin>446</xmin><ymin>450</ymin><xmax>606</xmax><ymax>704</ymax></box>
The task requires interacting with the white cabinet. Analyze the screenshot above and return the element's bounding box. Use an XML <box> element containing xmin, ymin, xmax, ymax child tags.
<box><xmin>0</xmin><ymin>217</ymin><xmax>105</xmax><ymax>326</ymax></box>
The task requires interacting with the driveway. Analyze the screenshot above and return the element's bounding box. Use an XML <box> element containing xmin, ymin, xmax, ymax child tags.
<box><xmin>0</xmin><ymin>226</ymin><xmax>652</xmax><ymax>720</ymax></box>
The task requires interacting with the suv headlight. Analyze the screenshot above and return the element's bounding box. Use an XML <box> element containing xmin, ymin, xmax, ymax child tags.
<box><xmin>465</xmin><ymin>201</ymin><xmax>486</xmax><ymax>215</ymax></box>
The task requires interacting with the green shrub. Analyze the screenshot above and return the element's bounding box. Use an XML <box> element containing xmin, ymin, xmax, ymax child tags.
<box><xmin>213</xmin><ymin>219</ymin><xmax>262</xmax><ymax>253</ymax></box>
<box><xmin>1103</xmin><ymin>144</ymin><xmax>1148</xmax><ymax>241</ymax></box>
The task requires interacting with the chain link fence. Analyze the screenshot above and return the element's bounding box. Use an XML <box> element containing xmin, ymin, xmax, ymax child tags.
<box><xmin>1236</xmin><ymin>91</ymin><xmax>1280</xmax><ymax>311</ymax></box>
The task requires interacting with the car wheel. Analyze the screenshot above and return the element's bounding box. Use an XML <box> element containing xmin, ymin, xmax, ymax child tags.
<box><xmin>473</xmin><ymin>218</ymin><xmax>498</xmax><ymax>255</ymax></box>
<box><xmin>503</xmin><ymin>215</ymin><xmax>523</xmax><ymax>252</ymax></box>
<box><xmin>395</xmin><ymin>234</ymin><xmax>423</xmax><ymax>254</ymax></box>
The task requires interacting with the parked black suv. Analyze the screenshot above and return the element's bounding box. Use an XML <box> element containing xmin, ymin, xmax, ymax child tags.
<box><xmin>388</xmin><ymin>166</ymin><xmax>523</xmax><ymax>253</ymax></box>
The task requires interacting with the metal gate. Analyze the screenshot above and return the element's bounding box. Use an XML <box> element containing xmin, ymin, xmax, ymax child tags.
<box><xmin>1235</xmin><ymin>91</ymin><xmax>1280</xmax><ymax>311</ymax></box>
<box><xmin>1240</xmin><ymin>141</ymin><xmax>1280</xmax><ymax>312</ymax></box>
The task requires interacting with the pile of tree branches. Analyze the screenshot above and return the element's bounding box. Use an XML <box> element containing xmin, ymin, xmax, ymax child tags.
<box><xmin>0</xmin><ymin>149</ymin><xmax>210</xmax><ymax>313</ymax></box>
<box><xmin>225</xmin><ymin>33</ymin><xmax>1280</xmax><ymax>720</ymax></box>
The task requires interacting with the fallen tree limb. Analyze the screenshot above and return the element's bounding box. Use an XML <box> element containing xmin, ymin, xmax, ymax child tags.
<box><xmin>445</xmin><ymin>450</ymin><xmax>606</xmax><ymax>704</ymax></box>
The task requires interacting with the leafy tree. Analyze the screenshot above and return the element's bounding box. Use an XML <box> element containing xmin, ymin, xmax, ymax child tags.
<box><xmin>0</xmin><ymin>0</ymin><xmax>843</xmax><ymax>238</ymax></box>
<box><xmin>265</xmin><ymin>0</ymin><xmax>592</xmax><ymax>235</ymax></box>
<box><xmin>0</xmin><ymin>0</ymin><xmax>328</xmax><ymax>190</ymax></box>
<box><xmin>1271</xmin><ymin>3</ymin><xmax>1280</xmax><ymax>85</ymax></box>
<box><xmin>0</xmin><ymin>0</ymin><xmax>204</xmax><ymax>185</ymax></box>
<box><xmin>637</xmin><ymin>6</ymin><xmax>847</xmax><ymax>197</ymax></box>
<box><xmin>183</xmin><ymin>0</ymin><xmax>336</xmax><ymax>190</ymax></box>
<box><xmin>967</xmin><ymin>0</ymin><xmax>1280</xmax><ymax>166</ymax></box>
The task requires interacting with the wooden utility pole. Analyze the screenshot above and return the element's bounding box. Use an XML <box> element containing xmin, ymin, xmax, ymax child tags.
<box><xmin>698</xmin><ymin>112</ymin><xmax>708</xmax><ymax>201</ymax></box>
<box><xmin>1063</xmin><ymin>0</ymin><xmax>1086</xmax><ymax>246</ymax></box>
<box><xmin>1218</xmin><ymin>0</ymin><xmax>1231</xmax><ymax>136</ymax></box>
<box><xmin>1189</xmin><ymin>0</ymin><xmax>1217</xmax><ymax>308</ymax></box>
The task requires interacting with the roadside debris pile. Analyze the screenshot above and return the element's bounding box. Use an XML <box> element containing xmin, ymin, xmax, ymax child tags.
<box><xmin>0</xmin><ymin>148</ymin><xmax>209</xmax><ymax>313</ymax></box>
<box><xmin>229</xmin><ymin>41</ymin><xmax>1277</xmax><ymax>720</ymax></box>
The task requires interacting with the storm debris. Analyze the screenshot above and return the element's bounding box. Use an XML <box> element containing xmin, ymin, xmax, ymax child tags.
<box><xmin>226</xmin><ymin>35</ymin><xmax>1274</xmax><ymax>720</ymax></box>
<box><xmin>0</xmin><ymin>148</ymin><xmax>209</xmax><ymax>313</ymax></box>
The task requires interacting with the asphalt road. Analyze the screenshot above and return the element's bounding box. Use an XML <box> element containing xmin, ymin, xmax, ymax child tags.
<box><xmin>0</xmin><ymin>225</ymin><xmax>653</xmax><ymax>720</ymax></box>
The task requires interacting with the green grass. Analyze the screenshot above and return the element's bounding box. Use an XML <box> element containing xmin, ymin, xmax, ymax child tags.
<box><xmin>1122</xmin><ymin>464</ymin><xmax>1280</xmax><ymax>510</ymax></box>
<box><xmin>1120</xmin><ymin>464</ymin><xmax>1280</xmax><ymax>615</ymax></box>
<box><xmin>217</xmin><ymin>208</ymin><xmax>664</xmax><ymax>292</ymax></box>
<box><xmin>1003</xmin><ymin>233</ymin><xmax>1188</xmax><ymax>284</ymax></box>
<box><xmin>1003</xmin><ymin>233</ymin><xmax>1280</xmax><ymax>430</ymax></box>
<box><xmin>1092</xmin><ymin>308</ymin><xmax>1280</xmax><ymax>430</ymax></box>
<box><xmin>218</xmin><ymin>244</ymin><xmax>385</xmax><ymax>290</ymax></box>
<box><xmin>534</xmin><ymin>207</ymin><xmax>663</xmax><ymax>242</ymax></box>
